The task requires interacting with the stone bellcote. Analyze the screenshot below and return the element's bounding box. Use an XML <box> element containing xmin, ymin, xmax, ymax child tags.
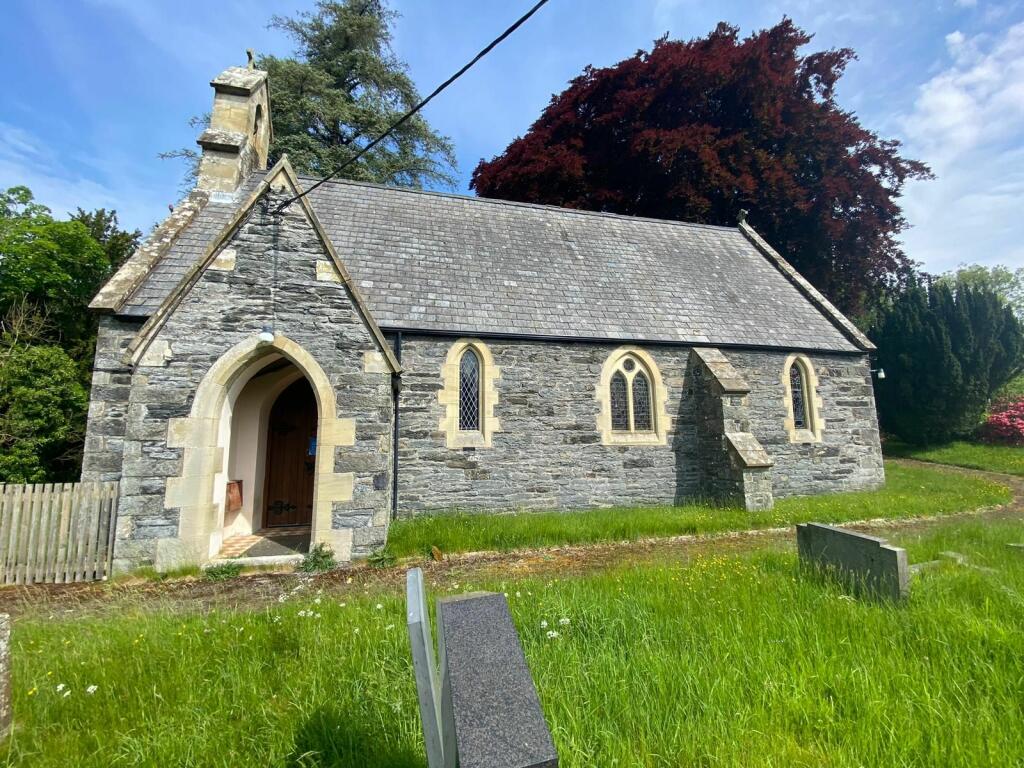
<box><xmin>196</xmin><ymin>55</ymin><xmax>271</xmax><ymax>194</ymax></box>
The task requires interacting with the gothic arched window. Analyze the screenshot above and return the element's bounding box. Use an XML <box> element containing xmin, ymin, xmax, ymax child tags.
<box><xmin>608</xmin><ymin>354</ymin><xmax>656</xmax><ymax>434</ymax></box>
<box><xmin>783</xmin><ymin>355</ymin><xmax>822</xmax><ymax>442</ymax></box>
<box><xmin>459</xmin><ymin>348</ymin><xmax>481</xmax><ymax>432</ymax></box>
<box><xmin>441</xmin><ymin>340</ymin><xmax>500</xmax><ymax>448</ymax></box>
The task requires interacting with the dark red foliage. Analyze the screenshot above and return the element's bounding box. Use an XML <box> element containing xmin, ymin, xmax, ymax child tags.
<box><xmin>471</xmin><ymin>20</ymin><xmax>932</xmax><ymax>316</ymax></box>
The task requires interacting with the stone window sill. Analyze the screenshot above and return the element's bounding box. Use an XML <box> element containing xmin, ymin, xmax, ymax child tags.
<box><xmin>449</xmin><ymin>430</ymin><xmax>490</xmax><ymax>449</ymax></box>
<box><xmin>788</xmin><ymin>428</ymin><xmax>821</xmax><ymax>444</ymax></box>
<box><xmin>606</xmin><ymin>430</ymin><xmax>664</xmax><ymax>446</ymax></box>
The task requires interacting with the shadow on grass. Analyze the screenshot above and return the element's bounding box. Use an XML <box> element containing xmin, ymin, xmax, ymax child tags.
<box><xmin>287</xmin><ymin>707</ymin><xmax>425</xmax><ymax>768</ymax></box>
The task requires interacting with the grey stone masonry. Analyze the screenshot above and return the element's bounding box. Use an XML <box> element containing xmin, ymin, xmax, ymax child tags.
<box><xmin>688</xmin><ymin>347</ymin><xmax>773</xmax><ymax>511</ymax></box>
<box><xmin>395</xmin><ymin>336</ymin><xmax>698</xmax><ymax>514</ymax></box>
<box><xmin>395</xmin><ymin>337</ymin><xmax>880</xmax><ymax>516</ymax></box>
<box><xmin>81</xmin><ymin>315</ymin><xmax>140</xmax><ymax>482</ymax></box>
<box><xmin>437</xmin><ymin>592</ymin><xmax>558</xmax><ymax>768</ymax></box>
<box><xmin>797</xmin><ymin>523</ymin><xmax>909</xmax><ymax>600</ymax></box>
<box><xmin>109</xmin><ymin>190</ymin><xmax>393</xmax><ymax>568</ymax></box>
<box><xmin>732</xmin><ymin>351</ymin><xmax>885</xmax><ymax>496</ymax></box>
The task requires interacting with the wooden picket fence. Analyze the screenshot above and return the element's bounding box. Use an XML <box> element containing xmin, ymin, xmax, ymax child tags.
<box><xmin>0</xmin><ymin>482</ymin><xmax>119</xmax><ymax>586</ymax></box>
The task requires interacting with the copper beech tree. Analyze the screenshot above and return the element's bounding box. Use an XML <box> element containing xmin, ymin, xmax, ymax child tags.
<box><xmin>472</xmin><ymin>20</ymin><xmax>931</xmax><ymax>317</ymax></box>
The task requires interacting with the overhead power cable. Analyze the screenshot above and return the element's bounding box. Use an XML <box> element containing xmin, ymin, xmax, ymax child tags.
<box><xmin>274</xmin><ymin>0</ymin><xmax>551</xmax><ymax>213</ymax></box>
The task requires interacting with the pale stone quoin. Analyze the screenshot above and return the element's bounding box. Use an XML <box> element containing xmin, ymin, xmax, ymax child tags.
<box><xmin>81</xmin><ymin>59</ymin><xmax>885</xmax><ymax>571</ymax></box>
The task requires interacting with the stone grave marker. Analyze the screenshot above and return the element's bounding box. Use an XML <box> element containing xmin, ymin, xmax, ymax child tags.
<box><xmin>406</xmin><ymin>569</ymin><xmax>558</xmax><ymax>768</ymax></box>
<box><xmin>797</xmin><ymin>523</ymin><xmax>909</xmax><ymax>600</ymax></box>
<box><xmin>0</xmin><ymin>614</ymin><xmax>10</xmax><ymax>741</ymax></box>
<box><xmin>438</xmin><ymin>592</ymin><xmax>558</xmax><ymax>768</ymax></box>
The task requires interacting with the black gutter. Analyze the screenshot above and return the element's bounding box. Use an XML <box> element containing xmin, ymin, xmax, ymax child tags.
<box><xmin>376</xmin><ymin>327</ymin><xmax>867</xmax><ymax>358</ymax></box>
<box><xmin>390</xmin><ymin>331</ymin><xmax>402</xmax><ymax>520</ymax></box>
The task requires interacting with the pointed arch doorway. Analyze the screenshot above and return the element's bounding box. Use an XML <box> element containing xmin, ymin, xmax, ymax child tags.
<box><xmin>263</xmin><ymin>377</ymin><xmax>318</xmax><ymax>528</ymax></box>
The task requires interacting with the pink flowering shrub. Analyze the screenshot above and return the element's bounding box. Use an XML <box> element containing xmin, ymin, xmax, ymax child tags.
<box><xmin>978</xmin><ymin>398</ymin><xmax>1024</xmax><ymax>445</ymax></box>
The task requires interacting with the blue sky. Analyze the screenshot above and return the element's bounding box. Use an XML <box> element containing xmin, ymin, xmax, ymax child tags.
<box><xmin>2</xmin><ymin>0</ymin><xmax>1023</xmax><ymax>274</ymax></box>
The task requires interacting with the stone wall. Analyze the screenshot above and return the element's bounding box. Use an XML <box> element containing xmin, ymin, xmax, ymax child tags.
<box><xmin>108</xmin><ymin>190</ymin><xmax>393</xmax><ymax>569</ymax></box>
<box><xmin>394</xmin><ymin>336</ymin><xmax>882</xmax><ymax>515</ymax></box>
<box><xmin>731</xmin><ymin>350</ymin><xmax>884</xmax><ymax>496</ymax></box>
<box><xmin>81</xmin><ymin>315</ymin><xmax>140</xmax><ymax>482</ymax></box>
<box><xmin>394</xmin><ymin>337</ymin><xmax>698</xmax><ymax>515</ymax></box>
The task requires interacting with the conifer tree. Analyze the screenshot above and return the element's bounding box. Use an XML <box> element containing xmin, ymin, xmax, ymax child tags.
<box><xmin>872</xmin><ymin>282</ymin><xmax>1024</xmax><ymax>444</ymax></box>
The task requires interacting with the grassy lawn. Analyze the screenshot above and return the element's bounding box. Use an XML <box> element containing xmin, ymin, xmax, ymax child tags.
<box><xmin>387</xmin><ymin>461</ymin><xmax>1010</xmax><ymax>557</ymax></box>
<box><xmin>4</xmin><ymin>518</ymin><xmax>1023</xmax><ymax>766</ymax></box>
<box><xmin>885</xmin><ymin>440</ymin><xmax>1024</xmax><ymax>477</ymax></box>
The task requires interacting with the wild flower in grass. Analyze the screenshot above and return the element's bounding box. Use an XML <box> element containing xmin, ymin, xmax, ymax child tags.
<box><xmin>277</xmin><ymin>594</ymin><xmax>288</xmax><ymax>603</ymax></box>
<box><xmin>55</xmin><ymin>684</ymin><xmax>66</xmax><ymax>693</ymax></box>
<box><xmin>62</xmin><ymin>690</ymin><xmax>71</xmax><ymax>698</ymax></box>
<box><xmin>86</xmin><ymin>685</ymin><xmax>98</xmax><ymax>695</ymax></box>
<box><xmin>545</xmin><ymin>631</ymin><xmax>560</xmax><ymax>640</ymax></box>
<box><xmin>314</xmin><ymin>597</ymin><xmax>322</xmax><ymax>605</ymax></box>
<box><xmin>515</xmin><ymin>591</ymin><xmax>522</xmax><ymax>598</ymax></box>
<box><xmin>27</xmin><ymin>687</ymin><xmax>37</xmax><ymax>697</ymax></box>
<box><xmin>385</xmin><ymin>624</ymin><xmax>395</xmax><ymax>631</ymax></box>
<box><xmin>353</xmin><ymin>628</ymin><xmax>360</xmax><ymax>634</ymax></box>
<box><xmin>559</xmin><ymin>617</ymin><xmax>570</xmax><ymax>626</ymax></box>
<box><xmin>540</xmin><ymin>620</ymin><xmax>548</xmax><ymax>629</ymax></box>
<box><xmin>375</xmin><ymin>603</ymin><xmax>384</xmax><ymax>610</ymax></box>
<box><xmin>339</xmin><ymin>602</ymin><xmax>347</xmax><ymax>608</ymax></box>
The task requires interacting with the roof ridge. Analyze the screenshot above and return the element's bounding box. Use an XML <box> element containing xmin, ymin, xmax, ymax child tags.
<box><xmin>287</xmin><ymin>172</ymin><xmax>740</xmax><ymax>234</ymax></box>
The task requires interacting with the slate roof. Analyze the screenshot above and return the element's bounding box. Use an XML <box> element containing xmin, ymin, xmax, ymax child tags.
<box><xmin>121</xmin><ymin>172</ymin><xmax>863</xmax><ymax>353</ymax></box>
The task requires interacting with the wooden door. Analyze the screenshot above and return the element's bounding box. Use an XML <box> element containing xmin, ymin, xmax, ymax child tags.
<box><xmin>263</xmin><ymin>378</ymin><xmax>317</xmax><ymax>528</ymax></box>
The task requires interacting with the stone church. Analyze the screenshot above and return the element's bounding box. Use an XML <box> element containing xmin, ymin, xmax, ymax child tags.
<box><xmin>81</xmin><ymin>62</ymin><xmax>884</xmax><ymax>571</ymax></box>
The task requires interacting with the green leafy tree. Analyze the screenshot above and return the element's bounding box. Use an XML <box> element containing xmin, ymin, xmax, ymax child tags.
<box><xmin>70</xmin><ymin>207</ymin><xmax>141</xmax><ymax>273</ymax></box>
<box><xmin>0</xmin><ymin>187</ymin><xmax>109</xmax><ymax>346</ymax></box>
<box><xmin>0</xmin><ymin>186</ymin><xmax>138</xmax><ymax>481</ymax></box>
<box><xmin>936</xmin><ymin>264</ymin><xmax>1024</xmax><ymax>321</ymax></box>
<box><xmin>872</xmin><ymin>281</ymin><xmax>1024</xmax><ymax>444</ymax></box>
<box><xmin>0</xmin><ymin>331</ymin><xmax>88</xmax><ymax>482</ymax></box>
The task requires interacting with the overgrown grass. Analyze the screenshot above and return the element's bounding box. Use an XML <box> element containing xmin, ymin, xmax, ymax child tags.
<box><xmin>886</xmin><ymin>440</ymin><xmax>1024</xmax><ymax>477</ymax></box>
<box><xmin>387</xmin><ymin>462</ymin><xmax>1009</xmax><ymax>557</ymax></box>
<box><xmin>5</xmin><ymin>519</ymin><xmax>1023</xmax><ymax>766</ymax></box>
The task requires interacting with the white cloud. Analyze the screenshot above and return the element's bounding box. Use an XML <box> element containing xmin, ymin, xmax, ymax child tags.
<box><xmin>902</xmin><ymin>23</ymin><xmax>1024</xmax><ymax>166</ymax></box>
<box><xmin>0</xmin><ymin>121</ymin><xmax>166</xmax><ymax>232</ymax></box>
<box><xmin>898</xmin><ymin>22</ymin><xmax>1024</xmax><ymax>272</ymax></box>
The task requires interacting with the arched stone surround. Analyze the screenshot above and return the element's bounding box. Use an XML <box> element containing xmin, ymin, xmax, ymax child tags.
<box><xmin>155</xmin><ymin>334</ymin><xmax>356</xmax><ymax>570</ymax></box>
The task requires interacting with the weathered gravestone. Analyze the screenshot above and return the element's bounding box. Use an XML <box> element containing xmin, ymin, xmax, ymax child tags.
<box><xmin>797</xmin><ymin>523</ymin><xmax>909</xmax><ymax>600</ymax></box>
<box><xmin>0</xmin><ymin>614</ymin><xmax>10</xmax><ymax>740</ymax></box>
<box><xmin>406</xmin><ymin>568</ymin><xmax>558</xmax><ymax>768</ymax></box>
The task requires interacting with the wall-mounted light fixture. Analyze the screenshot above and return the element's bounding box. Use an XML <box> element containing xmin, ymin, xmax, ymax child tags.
<box><xmin>871</xmin><ymin>367</ymin><xmax>886</xmax><ymax>380</ymax></box>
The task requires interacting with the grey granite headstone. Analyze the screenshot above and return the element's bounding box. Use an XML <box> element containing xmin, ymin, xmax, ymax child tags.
<box><xmin>437</xmin><ymin>592</ymin><xmax>558</xmax><ymax>768</ymax></box>
<box><xmin>797</xmin><ymin>523</ymin><xmax>909</xmax><ymax>600</ymax></box>
<box><xmin>406</xmin><ymin>568</ymin><xmax>445</xmax><ymax>768</ymax></box>
<box><xmin>0</xmin><ymin>614</ymin><xmax>10</xmax><ymax>741</ymax></box>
